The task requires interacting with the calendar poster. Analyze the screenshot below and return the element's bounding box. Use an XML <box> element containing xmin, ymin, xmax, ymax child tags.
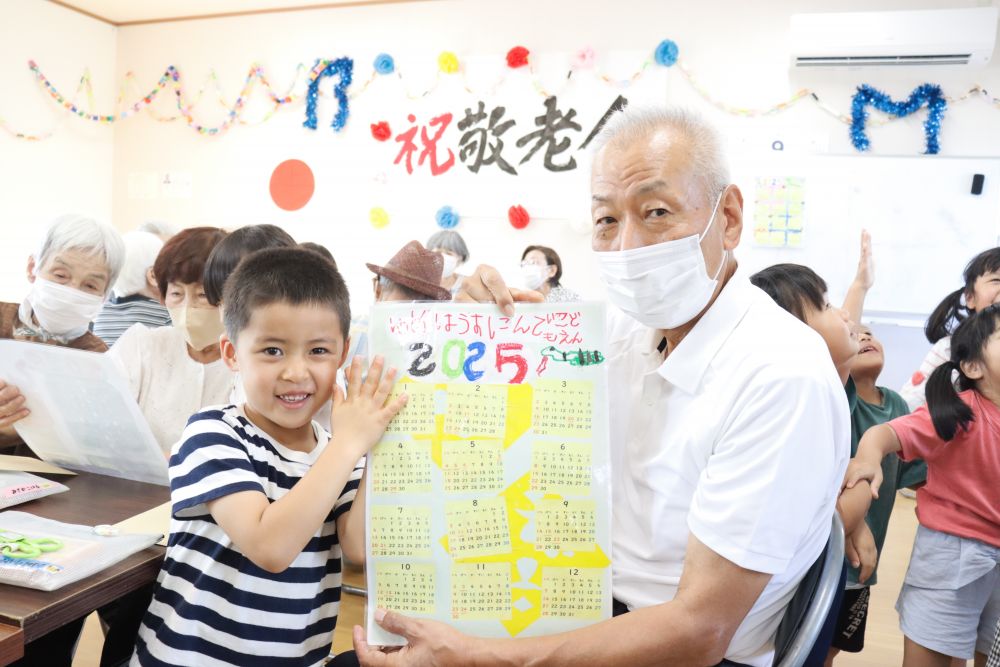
<box><xmin>365</xmin><ymin>302</ymin><xmax>611</xmax><ymax>646</ymax></box>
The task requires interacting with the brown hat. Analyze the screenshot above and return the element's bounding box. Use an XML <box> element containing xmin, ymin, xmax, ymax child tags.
<box><xmin>366</xmin><ymin>240</ymin><xmax>453</xmax><ymax>301</ymax></box>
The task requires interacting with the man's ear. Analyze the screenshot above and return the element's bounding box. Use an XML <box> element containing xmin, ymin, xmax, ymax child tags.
<box><xmin>26</xmin><ymin>256</ymin><xmax>37</xmax><ymax>283</ymax></box>
<box><xmin>146</xmin><ymin>268</ymin><xmax>158</xmax><ymax>289</ymax></box>
<box><xmin>220</xmin><ymin>334</ymin><xmax>240</xmax><ymax>372</ymax></box>
<box><xmin>960</xmin><ymin>359</ymin><xmax>984</xmax><ymax>381</ymax></box>
<box><xmin>721</xmin><ymin>185</ymin><xmax>745</xmax><ymax>251</ymax></box>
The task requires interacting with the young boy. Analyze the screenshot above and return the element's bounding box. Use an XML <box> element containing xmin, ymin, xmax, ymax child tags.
<box><xmin>132</xmin><ymin>248</ymin><xmax>406</xmax><ymax>667</ymax></box>
<box><xmin>827</xmin><ymin>325</ymin><xmax>926</xmax><ymax>663</ymax></box>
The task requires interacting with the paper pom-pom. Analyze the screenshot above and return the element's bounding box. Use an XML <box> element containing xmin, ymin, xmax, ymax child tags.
<box><xmin>370</xmin><ymin>121</ymin><xmax>391</xmax><ymax>141</ymax></box>
<box><xmin>654</xmin><ymin>39</ymin><xmax>679</xmax><ymax>67</ymax></box>
<box><xmin>369</xmin><ymin>207</ymin><xmax>390</xmax><ymax>229</ymax></box>
<box><xmin>435</xmin><ymin>205</ymin><xmax>459</xmax><ymax>229</ymax></box>
<box><xmin>572</xmin><ymin>46</ymin><xmax>595</xmax><ymax>69</ymax></box>
<box><xmin>508</xmin><ymin>205</ymin><xmax>530</xmax><ymax>229</ymax></box>
<box><xmin>373</xmin><ymin>53</ymin><xmax>395</xmax><ymax>75</ymax></box>
<box><xmin>506</xmin><ymin>46</ymin><xmax>530</xmax><ymax>69</ymax></box>
<box><xmin>438</xmin><ymin>51</ymin><xmax>460</xmax><ymax>74</ymax></box>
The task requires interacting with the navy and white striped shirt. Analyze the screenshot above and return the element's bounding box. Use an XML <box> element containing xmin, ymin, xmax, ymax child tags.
<box><xmin>93</xmin><ymin>294</ymin><xmax>171</xmax><ymax>347</ymax></box>
<box><xmin>133</xmin><ymin>404</ymin><xmax>362</xmax><ymax>667</ymax></box>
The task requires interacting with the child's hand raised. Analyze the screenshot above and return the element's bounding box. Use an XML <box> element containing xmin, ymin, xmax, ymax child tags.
<box><xmin>331</xmin><ymin>356</ymin><xmax>408</xmax><ymax>457</ymax></box>
<box><xmin>843</xmin><ymin>458</ymin><xmax>883</xmax><ymax>498</ymax></box>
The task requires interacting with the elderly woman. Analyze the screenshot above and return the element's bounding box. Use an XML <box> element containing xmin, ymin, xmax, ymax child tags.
<box><xmin>92</xmin><ymin>230</ymin><xmax>172</xmax><ymax>346</ymax></box>
<box><xmin>427</xmin><ymin>229</ymin><xmax>470</xmax><ymax>296</ymax></box>
<box><xmin>520</xmin><ymin>245</ymin><xmax>580</xmax><ymax>302</ymax></box>
<box><xmin>109</xmin><ymin>226</ymin><xmax>230</xmax><ymax>453</ymax></box>
<box><xmin>0</xmin><ymin>214</ymin><xmax>124</xmax><ymax>447</ymax></box>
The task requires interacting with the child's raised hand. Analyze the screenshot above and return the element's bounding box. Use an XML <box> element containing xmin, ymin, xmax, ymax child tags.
<box><xmin>331</xmin><ymin>356</ymin><xmax>408</xmax><ymax>457</ymax></box>
<box><xmin>843</xmin><ymin>458</ymin><xmax>883</xmax><ymax>498</ymax></box>
<box><xmin>853</xmin><ymin>229</ymin><xmax>874</xmax><ymax>290</ymax></box>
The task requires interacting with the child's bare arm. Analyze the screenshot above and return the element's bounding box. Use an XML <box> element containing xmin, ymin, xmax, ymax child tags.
<box><xmin>836</xmin><ymin>481</ymin><xmax>872</xmax><ymax>535</ymax></box>
<box><xmin>844</xmin><ymin>424</ymin><xmax>902</xmax><ymax>497</ymax></box>
<box><xmin>209</xmin><ymin>357</ymin><xmax>405</xmax><ymax>573</ymax></box>
<box><xmin>842</xmin><ymin>230</ymin><xmax>873</xmax><ymax>325</ymax></box>
<box><xmin>338</xmin><ymin>466</ymin><xmax>368</xmax><ymax>565</ymax></box>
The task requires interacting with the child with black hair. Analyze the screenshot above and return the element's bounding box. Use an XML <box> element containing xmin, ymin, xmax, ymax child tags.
<box><xmin>846</xmin><ymin>304</ymin><xmax>1000</xmax><ymax>667</ymax></box>
<box><xmin>132</xmin><ymin>248</ymin><xmax>406</xmax><ymax>667</ymax></box>
<box><xmin>202</xmin><ymin>223</ymin><xmax>296</xmax><ymax>307</ymax></box>
<box><xmin>901</xmin><ymin>248</ymin><xmax>1000</xmax><ymax>411</ymax></box>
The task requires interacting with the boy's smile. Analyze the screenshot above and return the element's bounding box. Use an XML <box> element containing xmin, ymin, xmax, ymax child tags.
<box><xmin>221</xmin><ymin>301</ymin><xmax>347</xmax><ymax>450</ymax></box>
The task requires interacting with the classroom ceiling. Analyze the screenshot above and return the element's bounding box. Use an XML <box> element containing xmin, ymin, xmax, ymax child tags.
<box><xmin>52</xmin><ymin>0</ymin><xmax>424</xmax><ymax>26</ymax></box>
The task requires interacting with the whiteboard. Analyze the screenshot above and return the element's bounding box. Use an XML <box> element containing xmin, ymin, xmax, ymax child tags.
<box><xmin>731</xmin><ymin>155</ymin><xmax>1000</xmax><ymax>323</ymax></box>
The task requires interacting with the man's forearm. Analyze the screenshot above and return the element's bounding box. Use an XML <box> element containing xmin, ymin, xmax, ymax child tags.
<box><xmin>473</xmin><ymin>601</ymin><xmax>724</xmax><ymax>667</ymax></box>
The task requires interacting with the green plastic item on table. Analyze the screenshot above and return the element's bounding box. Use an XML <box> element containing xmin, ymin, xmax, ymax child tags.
<box><xmin>0</xmin><ymin>529</ymin><xmax>63</xmax><ymax>559</ymax></box>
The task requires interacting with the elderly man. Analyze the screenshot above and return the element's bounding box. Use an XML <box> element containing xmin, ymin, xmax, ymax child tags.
<box><xmin>354</xmin><ymin>108</ymin><xmax>849</xmax><ymax>667</ymax></box>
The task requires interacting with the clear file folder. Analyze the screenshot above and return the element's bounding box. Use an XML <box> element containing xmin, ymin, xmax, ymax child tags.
<box><xmin>0</xmin><ymin>340</ymin><xmax>168</xmax><ymax>486</ymax></box>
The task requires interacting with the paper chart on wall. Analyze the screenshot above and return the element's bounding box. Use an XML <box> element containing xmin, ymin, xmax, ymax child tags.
<box><xmin>366</xmin><ymin>302</ymin><xmax>611</xmax><ymax>646</ymax></box>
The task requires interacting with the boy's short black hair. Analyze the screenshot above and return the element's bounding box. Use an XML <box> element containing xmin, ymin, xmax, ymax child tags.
<box><xmin>749</xmin><ymin>263</ymin><xmax>827</xmax><ymax>323</ymax></box>
<box><xmin>203</xmin><ymin>224</ymin><xmax>296</xmax><ymax>306</ymax></box>
<box><xmin>299</xmin><ymin>241</ymin><xmax>336</xmax><ymax>268</ymax></box>
<box><xmin>223</xmin><ymin>247</ymin><xmax>351</xmax><ymax>342</ymax></box>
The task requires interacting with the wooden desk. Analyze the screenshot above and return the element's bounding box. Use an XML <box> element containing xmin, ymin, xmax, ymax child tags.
<box><xmin>0</xmin><ymin>472</ymin><xmax>169</xmax><ymax>665</ymax></box>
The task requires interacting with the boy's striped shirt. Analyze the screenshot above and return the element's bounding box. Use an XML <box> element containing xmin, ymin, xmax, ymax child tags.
<box><xmin>133</xmin><ymin>404</ymin><xmax>362</xmax><ymax>667</ymax></box>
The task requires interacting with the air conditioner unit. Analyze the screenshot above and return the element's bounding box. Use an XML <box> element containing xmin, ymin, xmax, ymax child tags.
<box><xmin>790</xmin><ymin>8</ymin><xmax>997</xmax><ymax>68</ymax></box>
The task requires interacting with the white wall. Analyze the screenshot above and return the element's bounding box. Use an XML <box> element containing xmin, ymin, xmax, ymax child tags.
<box><xmin>4</xmin><ymin>0</ymin><xmax>1000</xmax><ymax>387</ymax></box>
<box><xmin>0</xmin><ymin>0</ymin><xmax>117</xmax><ymax>302</ymax></box>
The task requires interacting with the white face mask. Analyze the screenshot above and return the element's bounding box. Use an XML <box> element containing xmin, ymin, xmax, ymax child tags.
<box><xmin>521</xmin><ymin>263</ymin><xmax>548</xmax><ymax>290</ymax></box>
<box><xmin>26</xmin><ymin>277</ymin><xmax>105</xmax><ymax>340</ymax></box>
<box><xmin>597</xmin><ymin>190</ymin><xmax>727</xmax><ymax>330</ymax></box>
<box><xmin>440</xmin><ymin>253</ymin><xmax>459</xmax><ymax>279</ymax></box>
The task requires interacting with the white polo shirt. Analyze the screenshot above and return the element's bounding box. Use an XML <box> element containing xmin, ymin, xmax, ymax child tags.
<box><xmin>608</xmin><ymin>271</ymin><xmax>849</xmax><ymax>667</ymax></box>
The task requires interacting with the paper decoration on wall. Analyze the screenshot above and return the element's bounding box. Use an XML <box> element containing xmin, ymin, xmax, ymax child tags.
<box><xmin>371</xmin><ymin>121</ymin><xmax>391</xmax><ymax>141</ymax></box>
<box><xmin>508</xmin><ymin>205</ymin><xmax>530</xmax><ymax>229</ymax></box>
<box><xmin>506</xmin><ymin>46</ymin><xmax>530</xmax><ymax>69</ymax></box>
<box><xmin>12</xmin><ymin>43</ymin><xmax>996</xmax><ymax>145</ymax></box>
<box><xmin>370</xmin><ymin>207</ymin><xmax>390</xmax><ymax>229</ymax></box>
<box><xmin>850</xmin><ymin>84</ymin><xmax>947</xmax><ymax>154</ymax></box>
<box><xmin>302</xmin><ymin>57</ymin><xmax>353</xmax><ymax>132</ymax></box>
<box><xmin>436</xmin><ymin>206</ymin><xmax>460</xmax><ymax>229</ymax></box>
<box><xmin>753</xmin><ymin>177</ymin><xmax>806</xmax><ymax>248</ymax></box>
<box><xmin>364</xmin><ymin>302</ymin><xmax>612</xmax><ymax>646</ymax></box>
<box><xmin>269</xmin><ymin>159</ymin><xmax>315</xmax><ymax>211</ymax></box>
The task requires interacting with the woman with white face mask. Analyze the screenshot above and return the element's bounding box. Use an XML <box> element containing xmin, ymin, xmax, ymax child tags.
<box><xmin>0</xmin><ymin>215</ymin><xmax>124</xmax><ymax>448</ymax></box>
<box><xmin>520</xmin><ymin>245</ymin><xmax>581</xmax><ymax>302</ymax></box>
<box><xmin>107</xmin><ymin>226</ymin><xmax>233</xmax><ymax>454</ymax></box>
<box><xmin>427</xmin><ymin>230</ymin><xmax>470</xmax><ymax>297</ymax></box>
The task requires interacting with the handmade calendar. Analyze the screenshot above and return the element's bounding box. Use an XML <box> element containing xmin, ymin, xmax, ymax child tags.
<box><xmin>365</xmin><ymin>302</ymin><xmax>611</xmax><ymax>646</ymax></box>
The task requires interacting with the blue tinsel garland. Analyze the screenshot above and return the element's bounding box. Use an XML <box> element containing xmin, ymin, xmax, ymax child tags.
<box><xmin>303</xmin><ymin>57</ymin><xmax>354</xmax><ymax>132</ymax></box>
<box><xmin>850</xmin><ymin>84</ymin><xmax>946</xmax><ymax>154</ymax></box>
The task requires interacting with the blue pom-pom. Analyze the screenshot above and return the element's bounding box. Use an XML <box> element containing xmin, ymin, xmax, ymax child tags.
<box><xmin>654</xmin><ymin>39</ymin><xmax>679</xmax><ymax>67</ymax></box>
<box><xmin>435</xmin><ymin>206</ymin><xmax>459</xmax><ymax>229</ymax></box>
<box><xmin>373</xmin><ymin>53</ymin><xmax>395</xmax><ymax>75</ymax></box>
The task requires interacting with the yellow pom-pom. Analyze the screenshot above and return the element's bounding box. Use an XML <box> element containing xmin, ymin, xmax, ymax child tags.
<box><xmin>369</xmin><ymin>207</ymin><xmax>390</xmax><ymax>229</ymax></box>
<box><xmin>438</xmin><ymin>51</ymin><xmax>459</xmax><ymax>74</ymax></box>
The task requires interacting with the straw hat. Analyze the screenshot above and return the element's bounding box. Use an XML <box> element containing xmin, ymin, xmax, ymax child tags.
<box><xmin>366</xmin><ymin>240</ymin><xmax>453</xmax><ymax>301</ymax></box>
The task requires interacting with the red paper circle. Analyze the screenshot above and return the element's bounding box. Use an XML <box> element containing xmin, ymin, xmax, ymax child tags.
<box><xmin>269</xmin><ymin>159</ymin><xmax>315</xmax><ymax>211</ymax></box>
<box><xmin>508</xmin><ymin>205</ymin><xmax>530</xmax><ymax>229</ymax></box>
<box><xmin>506</xmin><ymin>46</ymin><xmax>530</xmax><ymax>69</ymax></box>
<box><xmin>371</xmin><ymin>121</ymin><xmax>392</xmax><ymax>141</ymax></box>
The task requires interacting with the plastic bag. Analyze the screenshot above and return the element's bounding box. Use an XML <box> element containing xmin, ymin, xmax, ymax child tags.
<box><xmin>0</xmin><ymin>511</ymin><xmax>162</xmax><ymax>591</ymax></box>
<box><xmin>0</xmin><ymin>471</ymin><xmax>69</xmax><ymax>509</ymax></box>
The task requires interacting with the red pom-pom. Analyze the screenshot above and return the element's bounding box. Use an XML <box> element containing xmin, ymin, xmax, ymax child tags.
<box><xmin>506</xmin><ymin>46</ymin><xmax>530</xmax><ymax>69</ymax></box>
<box><xmin>370</xmin><ymin>121</ymin><xmax>391</xmax><ymax>141</ymax></box>
<box><xmin>508</xmin><ymin>205</ymin><xmax>530</xmax><ymax>229</ymax></box>
<box><xmin>911</xmin><ymin>371</ymin><xmax>925</xmax><ymax>386</ymax></box>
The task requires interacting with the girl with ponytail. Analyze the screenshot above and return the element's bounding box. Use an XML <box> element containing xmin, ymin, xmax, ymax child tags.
<box><xmin>901</xmin><ymin>248</ymin><xmax>1000</xmax><ymax>411</ymax></box>
<box><xmin>845</xmin><ymin>304</ymin><xmax>1000</xmax><ymax>666</ymax></box>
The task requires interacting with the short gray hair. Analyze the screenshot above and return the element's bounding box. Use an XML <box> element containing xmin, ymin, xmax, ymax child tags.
<box><xmin>113</xmin><ymin>231</ymin><xmax>163</xmax><ymax>298</ymax></box>
<box><xmin>592</xmin><ymin>106</ymin><xmax>730</xmax><ymax>205</ymax></box>
<box><xmin>137</xmin><ymin>219</ymin><xmax>178</xmax><ymax>239</ymax></box>
<box><xmin>34</xmin><ymin>215</ymin><xmax>126</xmax><ymax>294</ymax></box>
<box><xmin>426</xmin><ymin>230</ymin><xmax>469</xmax><ymax>263</ymax></box>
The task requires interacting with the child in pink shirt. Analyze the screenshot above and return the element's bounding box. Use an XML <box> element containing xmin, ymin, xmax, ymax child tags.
<box><xmin>847</xmin><ymin>303</ymin><xmax>1000</xmax><ymax>666</ymax></box>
